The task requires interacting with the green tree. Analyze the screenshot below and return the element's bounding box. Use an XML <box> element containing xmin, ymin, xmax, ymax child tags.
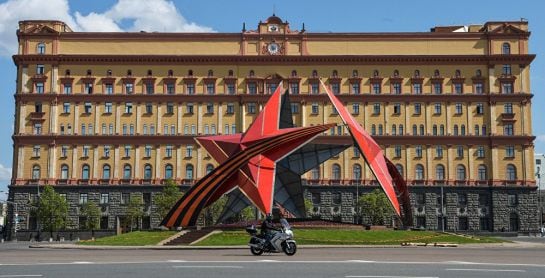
<box><xmin>80</xmin><ymin>201</ymin><xmax>100</xmax><ymax>239</ymax></box>
<box><xmin>36</xmin><ymin>186</ymin><xmax>68</xmax><ymax>239</ymax></box>
<box><xmin>126</xmin><ymin>194</ymin><xmax>144</xmax><ymax>231</ymax></box>
<box><xmin>203</xmin><ymin>195</ymin><xmax>227</xmax><ymax>226</ymax></box>
<box><xmin>359</xmin><ymin>189</ymin><xmax>393</xmax><ymax>225</ymax></box>
<box><xmin>154</xmin><ymin>179</ymin><xmax>183</xmax><ymax>220</ymax></box>
<box><xmin>304</xmin><ymin>198</ymin><xmax>314</xmax><ymax>216</ymax></box>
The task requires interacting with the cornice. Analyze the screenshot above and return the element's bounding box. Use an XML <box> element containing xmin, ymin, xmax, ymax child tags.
<box><xmin>12</xmin><ymin>54</ymin><xmax>536</xmax><ymax>66</ymax></box>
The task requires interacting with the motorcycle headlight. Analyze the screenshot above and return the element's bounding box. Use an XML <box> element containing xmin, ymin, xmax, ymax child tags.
<box><xmin>286</xmin><ymin>230</ymin><xmax>294</xmax><ymax>238</ymax></box>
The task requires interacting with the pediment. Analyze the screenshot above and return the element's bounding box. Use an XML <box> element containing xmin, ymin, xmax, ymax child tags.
<box><xmin>488</xmin><ymin>23</ymin><xmax>526</xmax><ymax>34</ymax></box>
<box><xmin>23</xmin><ymin>24</ymin><xmax>59</xmax><ymax>35</ymax></box>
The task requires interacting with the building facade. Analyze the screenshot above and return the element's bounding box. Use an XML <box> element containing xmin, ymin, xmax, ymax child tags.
<box><xmin>8</xmin><ymin>16</ymin><xmax>537</xmax><ymax>235</ymax></box>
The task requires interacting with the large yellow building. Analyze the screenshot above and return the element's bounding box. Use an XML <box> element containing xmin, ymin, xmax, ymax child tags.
<box><xmin>7</xmin><ymin>16</ymin><xmax>537</xmax><ymax>235</ymax></box>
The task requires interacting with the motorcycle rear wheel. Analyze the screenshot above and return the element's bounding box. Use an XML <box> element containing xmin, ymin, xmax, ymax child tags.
<box><xmin>250</xmin><ymin>246</ymin><xmax>264</xmax><ymax>256</ymax></box>
<box><xmin>283</xmin><ymin>242</ymin><xmax>297</xmax><ymax>256</ymax></box>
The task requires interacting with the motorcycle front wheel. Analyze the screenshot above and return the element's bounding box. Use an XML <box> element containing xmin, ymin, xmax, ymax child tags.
<box><xmin>250</xmin><ymin>246</ymin><xmax>264</xmax><ymax>256</ymax></box>
<box><xmin>283</xmin><ymin>242</ymin><xmax>297</xmax><ymax>256</ymax></box>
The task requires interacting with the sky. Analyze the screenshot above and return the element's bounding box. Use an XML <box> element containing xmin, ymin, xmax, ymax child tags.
<box><xmin>0</xmin><ymin>0</ymin><xmax>544</xmax><ymax>196</ymax></box>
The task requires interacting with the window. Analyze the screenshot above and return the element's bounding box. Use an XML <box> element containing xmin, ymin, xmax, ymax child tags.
<box><xmin>63</xmin><ymin>83</ymin><xmax>72</xmax><ymax>94</ymax></box>
<box><xmin>166</xmin><ymin>83</ymin><xmax>175</xmax><ymax>94</ymax></box>
<box><xmin>478</xmin><ymin>165</ymin><xmax>487</xmax><ymax>180</ymax></box>
<box><xmin>165</xmin><ymin>164</ymin><xmax>173</xmax><ymax>179</ymax></box>
<box><xmin>186</xmin><ymin>83</ymin><xmax>195</xmax><ymax>95</ymax></box>
<box><xmin>104</xmin><ymin>102</ymin><xmax>112</xmax><ymax>113</ymax></box>
<box><xmin>332</xmin><ymin>164</ymin><xmax>341</xmax><ymax>180</ymax></box>
<box><xmin>419</xmin><ymin>125</ymin><xmax>424</xmax><ymax>135</ymax></box>
<box><xmin>353</xmin><ymin>146</ymin><xmax>360</xmax><ymax>158</ymax></box>
<box><xmin>454</xmin><ymin>83</ymin><xmax>463</xmax><ymax>94</ymax></box>
<box><xmin>226</xmin><ymin>103</ymin><xmax>235</xmax><ymax>114</ymax></box>
<box><xmin>475</xmin><ymin>83</ymin><xmax>483</xmax><ymax>94</ymax></box>
<box><xmin>105</xmin><ymin>83</ymin><xmax>113</xmax><ymax>95</ymax></box>
<box><xmin>145</xmin><ymin>82</ymin><xmax>154</xmax><ymax>94</ymax></box>
<box><xmin>186</xmin><ymin>164</ymin><xmax>194</xmax><ymax>180</ymax></box>
<box><xmin>456</xmin><ymin>165</ymin><xmax>466</xmax><ymax>181</ymax></box>
<box><xmin>331</xmin><ymin>83</ymin><xmax>340</xmax><ymax>94</ymax></box>
<box><xmin>124</xmin><ymin>102</ymin><xmax>133</xmax><ymax>114</ymax></box>
<box><xmin>311</xmin><ymin>167</ymin><xmax>320</xmax><ymax>180</ymax></box>
<box><xmin>504</xmin><ymin>124</ymin><xmax>514</xmax><ymax>135</ymax></box>
<box><xmin>372</xmin><ymin>83</ymin><xmax>381</xmax><ymax>94</ymax></box>
<box><xmin>186</xmin><ymin>145</ymin><xmax>193</xmax><ymax>158</ymax></box>
<box><xmin>440</xmin><ymin>125</ymin><xmax>445</xmax><ymax>135</ymax></box>
<box><xmin>351</xmin><ymin>83</ymin><xmax>360</xmax><ymax>94</ymax></box>
<box><xmin>122</xmin><ymin>164</ymin><xmax>131</xmax><ymax>179</ymax></box>
<box><xmin>399</xmin><ymin>124</ymin><xmax>404</xmax><ymax>135</ymax></box>
<box><xmin>476</xmin><ymin>103</ymin><xmax>484</xmax><ymax>115</ymax></box>
<box><xmin>82</xmin><ymin>164</ymin><xmax>90</xmax><ymax>180</ymax></box>
<box><xmin>79</xmin><ymin>193</ymin><xmax>88</xmax><ymax>205</ymax></box>
<box><xmin>165</xmin><ymin>145</ymin><xmax>173</xmax><ymax>158</ymax></box>
<box><xmin>453</xmin><ymin>125</ymin><xmax>459</xmax><ymax>136</ymax></box>
<box><xmin>474</xmin><ymin>125</ymin><xmax>480</xmax><ymax>136</ymax></box>
<box><xmin>35</xmin><ymin>82</ymin><xmax>44</xmax><ymax>94</ymax></box>
<box><xmin>60</xmin><ymin>164</ymin><xmax>69</xmax><ymax>179</ymax></box>
<box><xmin>433</xmin><ymin>82</ymin><xmax>442</xmax><ymax>94</ymax></box>
<box><xmin>482</xmin><ymin>124</ymin><xmax>487</xmax><ymax>136</ymax></box>
<box><xmin>291</xmin><ymin>103</ymin><xmax>299</xmax><ymax>114</ymax></box>
<box><xmin>247</xmin><ymin>82</ymin><xmax>257</xmax><ymax>95</ymax></box>
<box><xmin>186</xmin><ymin>103</ymin><xmax>194</xmax><ymax>114</ymax></box>
<box><xmin>393</xmin><ymin>103</ymin><xmax>401</xmax><ymax>115</ymax></box>
<box><xmin>392</xmin><ymin>83</ymin><xmax>401</xmax><ymax>94</ymax></box>
<box><xmin>502</xmin><ymin>64</ymin><xmax>512</xmax><ymax>75</ymax></box>
<box><xmin>98</xmin><ymin>193</ymin><xmax>109</xmax><ymax>205</ymax></box>
<box><xmin>413</xmin><ymin>83</ymin><xmax>422</xmax><ymax>94</ymax></box>
<box><xmin>436</xmin><ymin>146</ymin><xmax>443</xmax><ymax>158</ymax></box>
<box><xmin>206</xmin><ymin>164</ymin><xmax>214</xmax><ymax>175</ymax></box>
<box><xmin>82</xmin><ymin>102</ymin><xmax>92</xmax><ymax>114</ymax></box>
<box><xmin>353</xmin><ymin>164</ymin><xmax>362</xmax><ymax>180</ymax></box>
<box><xmin>415</xmin><ymin>145</ymin><xmax>422</xmax><ymax>158</ymax></box>
<box><xmin>455</xmin><ymin>103</ymin><xmax>463</xmax><ymax>115</ymax></box>
<box><xmin>507</xmin><ymin>164</ymin><xmax>517</xmax><ymax>181</ymax></box>
<box><xmin>124</xmin><ymin>82</ymin><xmax>134</xmax><ymax>94</ymax></box>
<box><xmin>247</xmin><ymin>103</ymin><xmax>256</xmax><ymax>114</ymax></box>
<box><xmin>391</xmin><ymin>125</ymin><xmax>397</xmax><ymax>136</ymax></box>
<box><xmin>312</xmin><ymin>192</ymin><xmax>321</xmax><ymax>204</ymax></box>
<box><xmin>144</xmin><ymin>164</ymin><xmax>152</xmax><ymax>179</ymax></box>
<box><xmin>434</xmin><ymin>103</ymin><xmax>441</xmax><ymax>114</ymax></box>
<box><xmin>502</xmin><ymin>82</ymin><xmax>513</xmax><ymax>94</ymax></box>
<box><xmin>395</xmin><ymin>164</ymin><xmax>404</xmax><ymax>177</ymax></box>
<box><xmin>206</xmin><ymin>83</ymin><xmax>215</xmax><ymax>95</ymax></box>
<box><xmin>378</xmin><ymin>124</ymin><xmax>383</xmax><ymax>135</ymax></box>
<box><xmin>144</xmin><ymin>145</ymin><xmax>152</xmax><ymax>158</ymax></box>
<box><xmin>505</xmin><ymin>146</ymin><xmax>515</xmax><ymax>158</ymax></box>
<box><xmin>373</xmin><ymin>103</ymin><xmax>380</xmax><ymax>115</ymax></box>
<box><xmin>37</xmin><ymin>43</ymin><xmax>46</xmax><ymax>54</ymax></box>
<box><xmin>311</xmin><ymin>83</ymin><xmax>319</xmax><ymax>94</ymax></box>
<box><xmin>477</xmin><ymin>146</ymin><xmax>485</xmax><ymax>158</ymax></box>
<box><xmin>122</xmin><ymin>124</ymin><xmax>127</xmax><ymax>135</ymax></box>
<box><xmin>311</xmin><ymin>103</ymin><xmax>319</xmax><ymax>114</ymax></box>
<box><xmin>502</xmin><ymin>42</ymin><xmax>511</xmax><ymax>55</ymax></box>
<box><xmin>103</xmin><ymin>145</ymin><xmax>111</xmax><ymax>158</ymax></box>
<box><xmin>166</xmin><ymin>102</ymin><xmax>174</xmax><ymax>114</ymax></box>
<box><xmin>414</xmin><ymin>103</ymin><xmax>421</xmax><ymax>115</ymax></box>
<box><xmin>102</xmin><ymin>164</ymin><xmax>111</xmax><ymax>179</ymax></box>
<box><xmin>32</xmin><ymin>165</ymin><xmax>40</xmax><ymax>179</ymax></box>
<box><xmin>124</xmin><ymin>145</ymin><xmax>131</xmax><ymax>157</ymax></box>
<box><xmin>436</xmin><ymin>165</ymin><xmax>445</xmax><ymax>180</ymax></box>
<box><xmin>61</xmin><ymin>145</ymin><xmax>68</xmax><ymax>157</ymax></box>
<box><xmin>352</xmin><ymin>103</ymin><xmax>360</xmax><ymax>114</ymax></box>
<box><xmin>416</xmin><ymin>193</ymin><xmax>425</xmax><ymax>206</ymax></box>
<box><xmin>504</xmin><ymin>103</ymin><xmax>513</xmax><ymax>114</ymax></box>
<box><xmin>456</xmin><ymin>145</ymin><xmax>464</xmax><ymax>158</ymax></box>
<box><xmin>227</xmin><ymin>83</ymin><xmax>236</xmax><ymax>95</ymax></box>
<box><xmin>432</xmin><ymin>125</ymin><xmax>438</xmax><ymax>136</ymax></box>
<box><xmin>415</xmin><ymin>164</ymin><xmax>424</xmax><ymax>180</ymax></box>
<box><xmin>36</xmin><ymin>64</ymin><xmax>45</xmax><ymax>75</ymax></box>
<box><xmin>82</xmin><ymin>145</ymin><xmax>90</xmax><ymax>157</ymax></box>
<box><xmin>394</xmin><ymin>145</ymin><xmax>402</xmax><ymax>158</ymax></box>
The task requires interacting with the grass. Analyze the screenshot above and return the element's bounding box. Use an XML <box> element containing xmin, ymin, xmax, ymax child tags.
<box><xmin>78</xmin><ymin>231</ymin><xmax>178</xmax><ymax>246</ymax></box>
<box><xmin>195</xmin><ymin>229</ymin><xmax>505</xmax><ymax>246</ymax></box>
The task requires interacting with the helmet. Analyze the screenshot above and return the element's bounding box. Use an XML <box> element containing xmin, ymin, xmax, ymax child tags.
<box><xmin>266</xmin><ymin>214</ymin><xmax>273</xmax><ymax>221</ymax></box>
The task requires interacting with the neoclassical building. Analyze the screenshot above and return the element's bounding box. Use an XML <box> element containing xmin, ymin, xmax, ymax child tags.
<box><xmin>8</xmin><ymin>16</ymin><xmax>537</xmax><ymax>234</ymax></box>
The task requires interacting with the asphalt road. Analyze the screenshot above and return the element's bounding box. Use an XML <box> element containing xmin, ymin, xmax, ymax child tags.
<box><xmin>2</xmin><ymin>243</ymin><xmax>545</xmax><ymax>278</ymax></box>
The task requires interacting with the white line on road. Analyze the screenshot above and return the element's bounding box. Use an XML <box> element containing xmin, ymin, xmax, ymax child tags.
<box><xmin>167</xmin><ymin>260</ymin><xmax>186</xmax><ymax>263</ymax></box>
<box><xmin>0</xmin><ymin>275</ymin><xmax>43</xmax><ymax>278</ymax></box>
<box><xmin>71</xmin><ymin>261</ymin><xmax>94</xmax><ymax>264</ymax></box>
<box><xmin>346</xmin><ymin>276</ymin><xmax>438</xmax><ymax>278</ymax></box>
<box><xmin>172</xmin><ymin>266</ymin><xmax>243</xmax><ymax>269</ymax></box>
<box><xmin>446</xmin><ymin>268</ymin><xmax>526</xmax><ymax>272</ymax></box>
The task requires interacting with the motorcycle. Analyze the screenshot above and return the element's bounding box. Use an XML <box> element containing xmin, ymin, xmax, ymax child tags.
<box><xmin>246</xmin><ymin>218</ymin><xmax>297</xmax><ymax>256</ymax></box>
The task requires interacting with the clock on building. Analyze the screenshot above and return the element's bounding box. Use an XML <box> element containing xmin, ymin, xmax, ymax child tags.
<box><xmin>268</xmin><ymin>24</ymin><xmax>279</xmax><ymax>32</ymax></box>
<box><xmin>267</xmin><ymin>42</ymin><xmax>280</xmax><ymax>55</ymax></box>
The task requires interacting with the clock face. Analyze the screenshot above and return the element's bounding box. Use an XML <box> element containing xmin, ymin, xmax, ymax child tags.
<box><xmin>268</xmin><ymin>25</ymin><xmax>279</xmax><ymax>32</ymax></box>
<box><xmin>267</xmin><ymin>43</ymin><xmax>280</xmax><ymax>54</ymax></box>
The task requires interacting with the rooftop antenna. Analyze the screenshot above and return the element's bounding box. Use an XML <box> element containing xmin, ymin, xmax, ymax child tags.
<box><xmin>273</xmin><ymin>4</ymin><xmax>275</xmax><ymax>16</ymax></box>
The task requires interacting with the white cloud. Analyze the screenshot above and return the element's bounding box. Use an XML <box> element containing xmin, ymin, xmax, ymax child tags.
<box><xmin>0</xmin><ymin>163</ymin><xmax>11</xmax><ymax>183</ymax></box>
<box><xmin>0</xmin><ymin>0</ymin><xmax>214</xmax><ymax>56</ymax></box>
<box><xmin>537</xmin><ymin>135</ymin><xmax>545</xmax><ymax>143</ymax></box>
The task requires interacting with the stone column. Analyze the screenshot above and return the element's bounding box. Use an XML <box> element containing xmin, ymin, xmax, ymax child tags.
<box><xmin>48</xmin><ymin>144</ymin><xmax>56</xmax><ymax>179</ymax></box>
<box><xmin>241</xmin><ymin>102</ymin><xmax>246</xmax><ymax>132</ymax></box>
<box><xmin>71</xmin><ymin>145</ymin><xmax>78</xmax><ymax>178</ymax></box>
<box><xmin>93</xmin><ymin>146</ymin><xmax>99</xmax><ymax>179</ymax></box>
<box><xmin>491</xmin><ymin>146</ymin><xmax>499</xmax><ymax>180</ymax></box>
<box><xmin>468</xmin><ymin>146</ymin><xmax>474</xmax><ymax>181</ymax></box>
<box><xmin>405</xmin><ymin>102</ymin><xmax>410</xmax><ymax>134</ymax></box>
<box><xmin>177</xmin><ymin>104</ymin><xmax>182</xmax><ymax>135</ymax></box>
<box><xmin>197</xmin><ymin>147</ymin><xmax>202</xmax><ymax>178</ymax></box>
<box><xmin>425</xmin><ymin>102</ymin><xmax>430</xmax><ymax>135</ymax></box>
<box><xmin>157</xmin><ymin>104</ymin><xmax>162</xmax><ymax>135</ymax></box>
<box><xmin>94</xmin><ymin>102</ymin><xmax>100</xmax><ymax>135</ymax></box>
<box><xmin>21</xmin><ymin>66</ymin><xmax>29</xmax><ymax>93</ymax></box>
<box><xmin>445</xmin><ymin>102</ymin><xmax>451</xmax><ymax>135</ymax></box>
<box><xmin>405</xmin><ymin>145</ymin><xmax>411</xmax><ymax>181</ymax></box>
<box><xmin>447</xmin><ymin>146</ymin><xmax>453</xmax><ymax>181</ymax></box>
<box><xmin>301</xmin><ymin>101</ymin><xmax>306</xmax><ymax>127</ymax></box>
<box><xmin>114</xmin><ymin>146</ymin><xmax>120</xmax><ymax>178</ymax></box>
<box><xmin>489</xmin><ymin>102</ymin><xmax>497</xmax><ymax>135</ymax></box>
<box><xmin>73</xmin><ymin>104</ymin><xmax>79</xmax><ymax>134</ymax></box>
<box><xmin>197</xmin><ymin>104</ymin><xmax>202</xmax><ymax>134</ymax></box>
<box><xmin>50</xmin><ymin>100</ymin><xmax>58</xmax><ymax>134</ymax></box>
<box><xmin>134</xmin><ymin>147</ymin><xmax>140</xmax><ymax>179</ymax></box>
<box><xmin>136</xmin><ymin>104</ymin><xmax>141</xmax><ymax>134</ymax></box>
<box><xmin>218</xmin><ymin>103</ymin><xmax>223</xmax><ymax>133</ymax></box>
<box><xmin>18</xmin><ymin>103</ymin><xmax>26</xmax><ymax>134</ymax></box>
<box><xmin>176</xmin><ymin>146</ymin><xmax>182</xmax><ymax>179</ymax></box>
<box><xmin>467</xmin><ymin>103</ymin><xmax>472</xmax><ymax>135</ymax></box>
<box><xmin>115</xmin><ymin>103</ymin><xmax>121</xmax><ymax>134</ymax></box>
<box><xmin>426</xmin><ymin>145</ymin><xmax>432</xmax><ymax>181</ymax></box>
<box><xmin>16</xmin><ymin>146</ymin><xmax>24</xmax><ymax>179</ymax></box>
<box><xmin>383</xmin><ymin>103</ymin><xmax>388</xmax><ymax>134</ymax></box>
<box><xmin>488</xmin><ymin>66</ymin><xmax>495</xmax><ymax>94</ymax></box>
<box><xmin>51</xmin><ymin>66</ymin><xmax>58</xmax><ymax>93</ymax></box>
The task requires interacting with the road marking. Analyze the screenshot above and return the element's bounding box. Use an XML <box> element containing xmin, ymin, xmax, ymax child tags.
<box><xmin>172</xmin><ymin>265</ymin><xmax>243</xmax><ymax>269</ymax></box>
<box><xmin>347</xmin><ymin>260</ymin><xmax>376</xmax><ymax>263</ymax></box>
<box><xmin>346</xmin><ymin>276</ymin><xmax>438</xmax><ymax>278</ymax></box>
<box><xmin>446</xmin><ymin>268</ymin><xmax>526</xmax><ymax>272</ymax></box>
<box><xmin>259</xmin><ymin>260</ymin><xmax>279</xmax><ymax>262</ymax></box>
<box><xmin>0</xmin><ymin>276</ymin><xmax>43</xmax><ymax>278</ymax></box>
<box><xmin>72</xmin><ymin>261</ymin><xmax>94</xmax><ymax>264</ymax></box>
<box><xmin>167</xmin><ymin>260</ymin><xmax>186</xmax><ymax>263</ymax></box>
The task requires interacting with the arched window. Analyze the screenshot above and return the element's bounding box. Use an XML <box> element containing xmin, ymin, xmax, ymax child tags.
<box><xmin>412</xmin><ymin>124</ymin><xmax>417</xmax><ymax>135</ymax></box>
<box><xmin>378</xmin><ymin>124</ymin><xmax>383</xmax><ymax>135</ymax></box>
<box><xmin>65</xmin><ymin>69</ymin><xmax>71</xmax><ymax>76</ymax></box>
<box><xmin>208</xmin><ymin>69</ymin><xmax>214</xmax><ymax>77</ymax></box>
<box><xmin>332</xmin><ymin>164</ymin><xmax>341</xmax><ymax>180</ymax></box>
<box><xmin>478</xmin><ymin>164</ymin><xmax>487</xmax><ymax>181</ymax></box>
<box><xmin>455</xmin><ymin>69</ymin><xmax>461</xmax><ymax>77</ymax></box>
<box><xmin>434</xmin><ymin>69</ymin><xmax>440</xmax><ymax>77</ymax></box>
<box><xmin>393</xmin><ymin>69</ymin><xmax>399</xmax><ymax>77</ymax></box>
<box><xmin>476</xmin><ymin>69</ymin><xmax>482</xmax><ymax>77</ymax></box>
<box><xmin>395</xmin><ymin>164</ymin><xmax>404</xmax><ymax>177</ymax></box>
<box><xmin>436</xmin><ymin>164</ymin><xmax>445</xmax><ymax>180</ymax></box>
<box><xmin>168</xmin><ymin>69</ymin><xmax>173</xmax><ymax>76</ymax></box>
<box><xmin>290</xmin><ymin>70</ymin><xmax>297</xmax><ymax>77</ymax></box>
<box><xmin>433</xmin><ymin>125</ymin><xmax>438</xmax><ymax>135</ymax></box>
<box><xmin>127</xmin><ymin>69</ymin><xmax>132</xmax><ymax>76</ymax></box>
<box><xmin>144</xmin><ymin>164</ymin><xmax>152</xmax><ymax>179</ymax></box>
<box><xmin>61</xmin><ymin>164</ymin><xmax>69</xmax><ymax>179</ymax></box>
<box><xmin>399</xmin><ymin>124</ymin><xmax>404</xmax><ymax>135</ymax></box>
<box><xmin>312</xmin><ymin>70</ymin><xmax>318</xmax><ymax>77</ymax></box>
<box><xmin>82</xmin><ymin>164</ymin><xmax>90</xmax><ymax>180</ymax></box>
<box><xmin>415</xmin><ymin>164</ymin><xmax>424</xmax><ymax>180</ymax></box>
<box><xmin>461</xmin><ymin>124</ymin><xmax>466</xmax><ymax>135</ymax></box>
<box><xmin>507</xmin><ymin>164</ymin><xmax>517</xmax><ymax>181</ymax></box>
<box><xmin>475</xmin><ymin>124</ymin><xmax>480</xmax><ymax>136</ymax></box>
<box><xmin>440</xmin><ymin>125</ymin><xmax>445</xmax><ymax>135</ymax></box>
<box><xmin>332</xmin><ymin>70</ymin><xmax>338</xmax><ymax>77</ymax></box>
<box><xmin>37</xmin><ymin>42</ymin><xmax>46</xmax><ymax>54</ymax></box>
<box><xmin>147</xmin><ymin>69</ymin><xmax>153</xmax><ymax>76</ymax></box>
<box><xmin>165</xmin><ymin>164</ymin><xmax>173</xmax><ymax>179</ymax></box>
<box><xmin>352</xmin><ymin>70</ymin><xmax>359</xmax><ymax>77</ymax></box>
<box><xmin>123</xmin><ymin>164</ymin><xmax>132</xmax><ymax>179</ymax></box>
<box><xmin>419</xmin><ymin>124</ymin><xmax>424</xmax><ymax>135</ymax></box>
<box><xmin>353</xmin><ymin>164</ymin><xmax>362</xmax><ymax>180</ymax></box>
<box><xmin>502</xmin><ymin>42</ymin><xmax>511</xmax><ymax>55</ymax></box>
<box><xmin>311</xmin><ymin>167</ymin><xmax>320</xmax><ymax>180</ymax></box>
<box><xmin>32</xmin><ymin>165</ymin><xmax>41</xmax><ymax>179</ymax></box>
<box><xmin>228</xmin><ymin>69</ymin><xmax>233</xmax><ymax>76</ymax></box>
<box><xmin>371</xmin><ymin>124</ymin><xmax>376</xmax><ymax>135</ymax></box>
<box><xmin>456</xmin><ymin>165</ymin><xmax>466</xmax><ymax>181</ymax></box>
<box><xmin>249</xmin><ymin>70</ymin><xmax>255</xmax><ymax>77</ymax></box>
<box><xmin>414</xmin><ymin>70</ymin><xmax>420</xmax><ymax>77</ymax></box>
<box><xmin>102</xmin><ymin>164</ymin><xmax>111</xmax><ymax>179</ymax></box>
<box><xmin>391</xmin><ymin>124</ymin><xmax>397</xmax><ymax>136</ymax></box>
<box><xmin>186</xmin><ymin>164</ymin><xmax>194</xmax><ymax>180</ymax></box>
<box><xmin>188</xmin><ymin>69</ymin><xmax>193</xmax><ymax>76</ymax></box>
<box><xmin>453</xmin><ymin>125</ymin><xmax>459</xmax><ymax>136</ymax></box>
<box><xmin>373</xmin><ymin>70</ymin><xmax>379</xmax><ymax>77</ymax></box>
<box><xmin>206</xmin><ymin>164</ymin><xmax>214</xmax><ymax>175</ymax></box>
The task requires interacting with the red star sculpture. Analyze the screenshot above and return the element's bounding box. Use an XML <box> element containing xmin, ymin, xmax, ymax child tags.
<box><xmin>161</xmin><ymin>85</ymin><xmax>334</xmax><ymax>227</ymax></box>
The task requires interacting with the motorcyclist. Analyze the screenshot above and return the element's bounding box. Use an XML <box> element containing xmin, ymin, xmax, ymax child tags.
<box><xmin>260</xmin><ymin>214</ymin><xmax>280</xmax><ymax>248</ymax></box>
